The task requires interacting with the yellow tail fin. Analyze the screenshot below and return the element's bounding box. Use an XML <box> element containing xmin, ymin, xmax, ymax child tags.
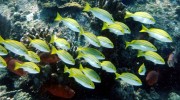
<box><xmin>54</xmin><ymin>12</ymin><xmax>63</xmax><ymax>21</ymax></box>
<box><xmin>137</xmin><ymin>50</ymin><xmax>144</xmax><ymax>57</ymax></box>
<box><xmin>139</xmin><ymin>25</ymin><xmax>148</xmax><ymax>32</ymax></box>
<box><xmin>115</xmin><ymin>73</ymin><xmax>121</xmax><ymax>79</ymax></box>
<box><xmin>102</xmin><ymin>22</ymin><xmax>109</xmax><ymax>30</ymax></box>
<box><xmin>83</xmin><ymin>2</ymin><xmax>91</xmax><ymax>12</ymax></box>
<box><xmin>0</xmin><ymin>36</ymin><xmax>5</xmax><ymax>43</ymax></box>
<box><xmin>64</xmin><ymin>65</ymin><xmax>69</xmax><ymax>73</ymax></box>
<box><xmin>14</xmin><ymin>62</ymin><xmax>22</xmax><ymax>70</ymax></box>
<box><xmin>51</xmin><ymin>46</ymin><xmax>57</xmax><ymax>54</ymax></box>
<box><xmin>79</xmin><ymin>27</ymin><xmax>84</xmax><ymax>36</ymax></box>
<box><xmin>79</xmin><ymin>63</ymin><xmax>84</xmax><ymax>71</ymax></box>
<box><xmin>76</xmin><ymin>52</ymin><xmax>83</xmax><ymax>59</ymax></box>
<box><xmin>124</xmin><ymin>11</ymin><xmax>133</xmax><ymax>19</ymax></box>
<box><xmin>125</xmin><ymin>41</ymin><xmax>130</xmax><ymax>49</ymax></box>
<box><xmin>49</xmin><ymin>35</ymin><xmax>58</xmax><ymax>43</ymax></box>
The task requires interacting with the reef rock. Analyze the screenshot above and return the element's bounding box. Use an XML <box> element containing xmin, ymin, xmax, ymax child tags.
<box><xmin>168</xmin><ymin>92</ymin><xmax>180</xmax><ymax>100</ymax></box>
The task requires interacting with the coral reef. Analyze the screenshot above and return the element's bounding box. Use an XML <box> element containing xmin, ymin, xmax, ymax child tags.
<box><xmin>168</xmin><ymin>92</ymin><xmax>180</xmax><ymax>100</ymax></box>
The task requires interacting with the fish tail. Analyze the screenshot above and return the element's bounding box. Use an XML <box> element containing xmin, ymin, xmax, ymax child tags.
<box><xmin>76</xmin><ymin>47</ymin><xmax>81</xmax><ymax>52</ymax></box>
<box><xmin>49</xmin><ymin>35</ymin><xmax>57</xmax><ymax>43</ymax></box>
<box><xmin>102</xmin><ymin>22</ymin><xmax>108</xmax><ymax>30</ymax></box>
<box><xmin>137</xmin><ymin>50</ymin><xmax>144</xmax><ymax>57</ymax></box>
<box><xmin>79</xmin><ymin>27</ymin><xmax>84</xmax><ymax>36</ymax></box>
<box><xmin>76</xmin><ymin>52</ymin><xmax>83</xmax><ymax>59</ymax></box>
<box><xmin>83</xmin><ymin>2</ymin><xmax>91</xmax><ymax>12</ymax></box>
<box><xmin>64</xmin><ymin>65</ymin><xmax>69</xmax><ymax>73</ymax></box>
<box><xmin>139</xmin><ymin>25</ymin><xmax>148</xmax><ymax>32</ymax></box>
<box><xmin>14</xmin><ymin>62</ymin><xmax>22</xmax><ymax>70</ymax></box>
<box><xmin>0</xmin><ymin>36</ymin><xmax>5</xmax><ymax>43</ymax></box>
<box><xmin>51</xmin><ymin>46</ymin><xmax>57</xmax><ymax>54</ymax></box>
<box><xmin>79</xmin><ymin>63</ymin><xmax>84</xmax><ymax>70</ymax></box>
<box><xmin>115</xmin><ymin>73</ymin><xmax>121</xmax><ymax>79</ymax></box>
<box><xmin>124</xmin><ymin>11</ymin><xmax>133</xmax><ymax>19</ymax></box>
<box><xmin>54</xmin><ymin>12</ymin><xmax>63</xmax><ymax>21</ymax></box>
<box><xmin>125</xmin><ymin>41</ymin><xmax>130</xmax><ymax>49</ymax></box>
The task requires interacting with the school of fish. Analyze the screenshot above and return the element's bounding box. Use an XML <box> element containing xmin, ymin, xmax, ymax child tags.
<box><xmin>0</xmin><ymin>1</ymin><xmax>173</xmax><ymax>98</ymax></box>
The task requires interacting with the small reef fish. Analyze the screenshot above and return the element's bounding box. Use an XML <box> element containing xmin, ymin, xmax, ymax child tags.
<box><xmin>77</xmin><ymin>53</ymin><xmax>101</xmax><ymax>68</ymax></box>
<box><xmin>73</xmin><ymin>74</ymin><xmax>95</xmax><ymax>89</ymax></box>
<box><xmin>0</xmin><ymin>45</ymin><xmax>8</xmax><ymax>56</ymax></box>
<box><xmin>140</xmin><ymin>25</ymin><xmax>172</xmax><ymax>42</ymax></box>
<box><xmin>115</xmin><ymin>22</ymin><xmax>131</xmax><ymax>34</ymax></box>
<box><xmin>82</xmin><ymin>32</ymin><xmax>101</xmax><ymax>47</ymax></box>
<box><xmin>50</xmin><ymin>35</ymin><xmax>70</xmax><ymax>50</ymax></box>
<box><xmin>167</xmin><ymin>51</ymin><xmax>178</xmax><ymax>67</ymax></box>
<box><xmin>54</xmin><ymin>12</ymin><xmax>83</xmax><ymax>34</ymax></box>
<box><xmin>146</xmin><ymin>70</ymin><xmax>159</xmax><ymax>86</ymax></box>
<box><xmin>125</xmin><ymin>11</ymin><xmax>155</xmax><ymax>24</ymax></box>
<box><xmin>4</xmin><ymin>57</ymin><xmax>27</xmax><ymax>76</ymax></box>
<box><xmin>51</xmin><ymin>46</ymin><xmax>75</xmax><ymax>65</ymax></box>
<box><xmin>41</xmin><ymin>84</ymin><xmax>75</xmax><ymax>99</ymax></box>
<box><xmin>137</xmin><ymin>51</ymin><xmax>165</xmax><ymax>65</ymax></box>
<box><xmin>29</xmin><ymin>38</ymin><xmax>50</xmax><ymax>53</ymax></box>
<box><xmin>115</xmin><ymin>72</ymin><xmax>142</xmax><ymax>86</ymax></box>
<box><xmin>0</xmin><ymin>56</ymin><xmax>7</xmax><ymax>68</ymax></box>
<box><xmin>76</xmin><ymin>47</ymin><xmax>105</xmax><ymax>60</ymax></box>
<box><xmin>138</xmin><ymin>63</ymin><xmax>146</xmax><ymax>75</ymax></box>
<box><xmin>97</xmin><ymin>36</ymin><xmax>114</xmax><ymax>48</ymax></box>
<box><xmin>64</xmin><ymin>65</ymin><xmax>95</xmax><ymax>89</ymax></box>
<box><xmin>125</xmin><ymin>40</ymin><xmax>157</xmax><ymax>51</ymax></box>
<box><xmin>79</xmin><ymin>64</ymin><xmax>101</xmax><ymax>83</ymax></box>
<box><xmin>102</xmin><ymin>22</ymin><xmax>124</xmax><ymax>35</ymax></box>
<box><xmin>24</xmin><ymin>51</ymin><xmax>40</xmax><ymax>63</ymax></box>
<box><xmin>83</xmin><ymin>2</ymin><xmax>114</xmax><ymax>24</ymax></box>
<box><xmin>39</xmin><ymin>53</ymin><xmax>60</xmax><ymax>64</ymax></box>
<box><xmin>0</xmin><ymin>36</ymin><xmax>28</xmax><ymax>56</ymax></box>
<box><xmin>64</xmin><ymin>65</ymin><xmax>84</xmax><ymax>76</ymax></box>
<box><xmin>14</xmin><ymin>62</ymin><xmax>40</xmax><ymax>74</ymax></box>
<box><xmin>101</xmin><ymin>61</ymin><xmax>116</xmax><ymax>73</ymax></box>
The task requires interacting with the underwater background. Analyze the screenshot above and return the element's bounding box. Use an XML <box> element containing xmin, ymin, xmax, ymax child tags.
<box><xmin>0</xmin><ymin>0</ymin><xmax>180</xmax><ymax>100</ymax></box>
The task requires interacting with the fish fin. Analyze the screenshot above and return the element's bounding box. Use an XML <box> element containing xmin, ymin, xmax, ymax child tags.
<box><xmin>79</xmin><ymin>27</ymin><xmax>84</xmax><ymax>36</ymax></box>
<box><xmin>49</xmin><ymin>35</ymin><xmax>58</xmax><ymax>43</ymax></box>
<box><xmin>51</xmin><ymin>46</ymin><xmax>57</xmax><ymax>54</ymax></box>
<box><xmin>137</xmin><ymin>50</ymin><xmax>144</xmax><ymax>57</ymax></box>
<box><xmin>139</xmin><ymin>25</ymin><xmax>148</xmax><ymax>32</ymax></box>
<box><xmin>69</xmin><ymin>74</ymin><xmax>74</xmax><ymax>78</ymax></box>
<box><xmin>125</xmin><ymin>41</ymin><xmax>130</xmax><ymax>49</ymax></box>
<box><xmin>76</xmin><ymin>52</ymin><xmax>83</xmax><ymax>59</ymax></box>
<box><xmin>83</xmin><ymin>2</ymin><xmax>91</xmax><ymax>12</ymax></box>
<box><xmin>64</xmin><ymin>65</ymin><xmax>69</xmax><ymax>73</ymax></box>
<box><xmin>102</xmin><ymin>22</ymin><xmax>108</xmax><ymax>30</ymax></box>
<box><xmin>54</xmin><ymin>12</ymin><xmax>63</xmax><ymax>21</ymax></box>
<box><xmin>124</xmin><ymin>11</ymin><xmax>133</xmax><ymax>19</ymax></box>
<box><xmin>14</xmin><ymin>62</ymin><xmax>22</xmax><ymax>70</ymax></box>
<box><xmin>79</xmin><ymin>63</ymin><xmax>84</xmax><ymax>71</ymax></box>
<box><xmin>115</xmin><ymin>73</ymin><xmax>121</xmax><ymax>79</ymax></box>
<box><xmin>0</xmin><ymin>36</ymin><xmax>5</xmax><ymax>43</ymax></box>
<box><xmin>76</xmin><ymin>46</ymin><xmax>82</xmax><ymax>52</ymax></box>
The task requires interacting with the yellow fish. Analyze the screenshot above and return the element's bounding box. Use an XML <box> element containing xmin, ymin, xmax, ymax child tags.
<box><xmin>140</xmin><ymin>25</ymin><xmax>172</xmax><ymax>42</ymax></box>
<box><xmin>55</xmin><ymin>12</ymin><xmax>84</xmax><ymax>34</ymax></box>
<box><xmin>137</xmin><ymin>51</ymin><xmax>165</xmax><ymax>65</ymax></box>
<box><xmin>138</xmin><ymin>63</ymin><xmax>146</xmax><ymax>75</ymax></box>
<box><xmin>0</xmin><ymin>36</ymin><xmax>28</xmax><ymax>56</ymax></box>
<box><xmin>83</xmin><ymin>2</ymin><xmax>114</xmax><ymax>24</ymax></box>
<box><xmin>115</xmin><ymin>72</ymin><xmax>142</xmax><ymax>86</ymax></box>
<box><xmin>125</xmin><ymin>11</ymin><xmax>155</xmax><ymax>24</ymax></box>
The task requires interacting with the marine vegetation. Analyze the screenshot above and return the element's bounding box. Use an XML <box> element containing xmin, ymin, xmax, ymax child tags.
<box><xmin>0</xmin><ymin>1</ymin><xmax>173</xmax><ymax>99</ymax></box>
